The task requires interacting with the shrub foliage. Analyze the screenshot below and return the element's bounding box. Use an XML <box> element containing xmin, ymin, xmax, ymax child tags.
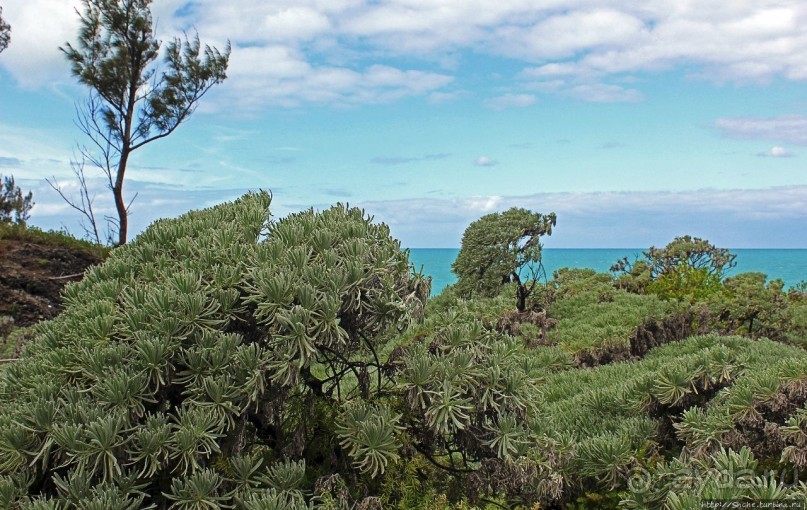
<box><xmin>0</xmin><ymin>192</ymin><xmax>429</xmax><ymax>508</ymax></box>
<box><xmin>613</xmin><ymin>235</ymin><xmax>736</xmax><ymax>301</ymax></box>
<box><xmin>2</xmin><ymin>196</ymin><xmax>806</xmax><ymax>509</ymax></box>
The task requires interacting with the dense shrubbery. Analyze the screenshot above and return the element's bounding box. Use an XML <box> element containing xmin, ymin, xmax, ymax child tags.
<box><xmin>612</xmin><ymin>236</ymin><xmax>736</xmax><ymax>302</ymax></box>
<box><xmin>0</xmin><ymin>192</ymin><xmax>431</xmax><ymax>508</ymax></box>
<box><xmin>546</xmin><ymin>269</ymin><xmax>676</xmax><ymax>363</ymax></box>
<box><xmin>2</xmin><ymin>194</ymin><xmax>806</xmax><ymax>509</ymax></box>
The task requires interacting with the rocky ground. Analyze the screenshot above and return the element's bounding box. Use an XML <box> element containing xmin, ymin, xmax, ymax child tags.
<box><xmin>0</xmin><ymin>238</ymin><xmax>103</xmax><ymax>328</ymax></box>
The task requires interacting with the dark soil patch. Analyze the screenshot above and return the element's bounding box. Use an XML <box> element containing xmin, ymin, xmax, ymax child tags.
<box><xmin>573</xmin><ymin>311</ymin><xmax>702</xmax><ymax>368</ymax></box>
<box><xmin>630</xmin><ymin>308</ymin><xmax>711</xmax><ymax>358</ymax></box>
<box><xmin>497</xmin><ymin>308</ymin><xmax>558</xmax><ymax>347</ymax></box>
<box><xmin>0</xmin><ymin>239</ymin><xmax>103</xmax><ymax>327</ymax></box>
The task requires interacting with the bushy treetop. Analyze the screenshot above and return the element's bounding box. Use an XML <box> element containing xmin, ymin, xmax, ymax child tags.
<box><xmin>612</xmin><ymin>235</ymin><xmax>737</xmax><ymax>301</ymax></box>
<box><xmin>452</xmin><ymin>207</ymin><xmax>556</xmax><ymax>311</ymax></box>
<box><xmin>0</xmin><ymin>7</ymin><xmax>9</xmax><ymax>54</ymax></box>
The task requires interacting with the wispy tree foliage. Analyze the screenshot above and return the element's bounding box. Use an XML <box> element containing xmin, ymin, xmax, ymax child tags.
<box><xmin>0</xmin><ymin>175</ymin><xmax>33</xmax><ymax>226</ymax></box>
<box><xmin>51</xmin><ymin>0</ymin><xmax>230</xmax><ymax>246</ymax></box>
<box><xmin>452</xmin><ymin>207</ymin><xmax>556</xmax><ymax>312</ymax></box>
<box><xmin>0</xmin><ymin>7</ymin><xmax>10</xmax><ymax>54</ymax></box>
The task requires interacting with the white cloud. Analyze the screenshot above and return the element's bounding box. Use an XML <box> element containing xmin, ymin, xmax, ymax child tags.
<box><xmin>484</xmin><ymin>93</ymin><xmax>537</xmax><ymax>110</ymax></box>
<box><xmin>474</xmin><ymin>156</ymin><xmax>498</xmax><ymax>167</ymax></box>
<box><xmin>715</xmin><ymin>115</ymin><xmax>807</xmax><ymax>145</ymax></box>
<box><xmin>464</xmin><ymin>195</ymin><xmax>502</xmax><ymax>213</ymax></box>
<box><xmin>500</xmin><ymin>9</ymin><xmax>651</xmax><ymax>61</ymax></box>
<box><xmin>222</xmin><ymin>46</ymin><xmax>453</xmax><ymax>108</ymax></box>
<box><xmin>0</xmin><ymin>0</ymin><xmax>80</xmax><ymax>86</ymax></box>
<box><xmin>4</xmin><ymin>0</ymin><xmax>807</xmax><ymax>107</ymax></box>
<box><xmin>758</xmin><ymin>146</ymin><xmax>794</xmax><ymax>158</ymax></box>
<box><xmin>261</xmin><ymin>7</ymin><xmax>332</xmax><ymax>41</ymax></box>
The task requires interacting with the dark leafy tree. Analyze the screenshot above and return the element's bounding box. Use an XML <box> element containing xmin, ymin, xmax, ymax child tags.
<box><xmin>0</xmin><ymin>175</ymin><xmax>33</xmax><ymax>226</ymax></box>
<box><xmin>452</xmin><ymin>207</ymin><xmax>556</xmax><ymax>312</ymax></box>
<box><xmin>710</xmin><ymin>272</ymin><xmax>790</xmax><ymax>339</ymax></box>
<box><xmin>52</xmin><ymin>0</ymin><xmax>230</xmax><ymax>246</ymax></box>
<box><xmin>0</xmin><ymin>7</ymin><xmax>9</xmax><ymax>54</ymax></box>
<box><xmin>643</xmin><ymin>236</ymin><xmax>736</xmax><ymax>279</ymax></box>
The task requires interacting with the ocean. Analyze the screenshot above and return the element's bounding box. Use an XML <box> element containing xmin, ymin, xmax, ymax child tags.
<box><xmin>408</xmin><ymin>248</ymin><xmax>807</xmax><ymax>296</ymax></box>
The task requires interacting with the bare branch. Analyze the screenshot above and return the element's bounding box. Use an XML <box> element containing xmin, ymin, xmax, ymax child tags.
<box><xmin>46</xmin><ymin>159</ymin><xmax>112</xmax><ymax>245</ymax></box>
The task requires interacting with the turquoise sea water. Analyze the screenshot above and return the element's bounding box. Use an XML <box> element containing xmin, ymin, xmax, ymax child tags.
<box><xmin>409</xmin><ymin>248</ymin><xmax>807</xmax><ymax>296</ymax></box>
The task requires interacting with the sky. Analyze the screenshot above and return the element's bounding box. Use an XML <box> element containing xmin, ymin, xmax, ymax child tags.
<box><xmin>0</xmin><ymin>0</ymin><xmax>806</xmax><ymax>248</ymax></box>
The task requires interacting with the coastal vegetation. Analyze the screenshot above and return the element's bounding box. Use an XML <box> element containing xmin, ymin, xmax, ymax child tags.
<box><xmin>1</xmin><ymin>193</ymin><xmax>806</xmax><ymax>508</ymax></box>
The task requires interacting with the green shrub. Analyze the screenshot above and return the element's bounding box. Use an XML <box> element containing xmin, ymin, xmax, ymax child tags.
<box><xmin>547</xmin><ymin>268</ymin><xmax>674</xmax><ymax>357</ymax></box>
<box><xmin>0</xmin><ymin>192</ymin><xmax>429</xmax><ymax>507</ymax></box>
<box><xmin>612</xmin><ymin>236</ymin><xmax>735</xmax><ymax>302</ymax></box>
<box><xmin>707</xmin><ymin>272</ymin><xmax>791</xmax><ymax>340</ymax></box>
<box><xmin>519</xmin><ymin>335</ymin><xmax>807</xmax><ymax>507</ymax></box>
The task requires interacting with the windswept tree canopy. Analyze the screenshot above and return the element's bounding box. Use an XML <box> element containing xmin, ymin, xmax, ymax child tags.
<box><xmin>452</xmin><ymin>207</ymin><xmax>556</xmax><ymax>311</ymax></box>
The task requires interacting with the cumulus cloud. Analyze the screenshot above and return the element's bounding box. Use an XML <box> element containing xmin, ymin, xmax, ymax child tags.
<box><xmin>223</xmin><ymin>48</ymin><xmax>454</xmax><ymax>108</ymax></box>
<box><xmin>474</xmin><ymin>156</ymin><xmax>498</xmax><ymax>167</ymax></box>
<box><xmin>758</xmin><ymin>146</ymin><xmax>794</xmax><ymax>158</ymax></box>
<box><xmin>715</xmin><ymin>115</ymin><xmax>807</xmax><ymax>145</ymax></box>
<box><xmin>0</xmin><ymin>0</ymin><xmax>79</xmax><ymax>86</ymax></box>
<box><xmin>4</xmin><ymin>0</ymin><xmax>807</xmax><ymax>106</ymax></box>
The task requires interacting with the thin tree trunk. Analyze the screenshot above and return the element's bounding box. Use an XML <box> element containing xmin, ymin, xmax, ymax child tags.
<box><xmin>113</xmin><ymin>154</ymin><xmax>128</xmax><ymax>246</ymax></box>
<box><xmin>116</xmin><ymin>51</ymin><xmax>139</xmax><ymax>246</ymax></box>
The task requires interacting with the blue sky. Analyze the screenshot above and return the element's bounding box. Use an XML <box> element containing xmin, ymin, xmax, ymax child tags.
<box><xmin>1</xmin><ymin>0</ymin><xmax>806</xmax><ymax>248</ymax></box>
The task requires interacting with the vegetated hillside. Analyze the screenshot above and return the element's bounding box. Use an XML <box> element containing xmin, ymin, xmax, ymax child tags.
<box><xmin>1</xmin><ymin>193</ymin><xmax>807</xmax><ymax>509</ymax></box>
<box><xmin>0</xmin><ymin>225</ymin><xmax>107</xmax><ymax>358</ymax></box>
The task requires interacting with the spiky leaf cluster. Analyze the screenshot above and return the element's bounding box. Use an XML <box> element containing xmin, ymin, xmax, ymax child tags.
<box><xmin>467</xmin><ymin>335</ymin><xmax>807</xmax><ymax>507</ymax></box>
<box><xmin>393</xmin><ymin>304</ymin><xmax>571</xmax><ymax>488</ymax></box>
<box><xmin>622</xmin><ymin>446</ymin><xmax>807</xmax><ymax>509</ymax></box>
<box><xmin>0</xmin><ymin>192</ymin><xmax>427</xmax><ymax>507</ymax></box>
